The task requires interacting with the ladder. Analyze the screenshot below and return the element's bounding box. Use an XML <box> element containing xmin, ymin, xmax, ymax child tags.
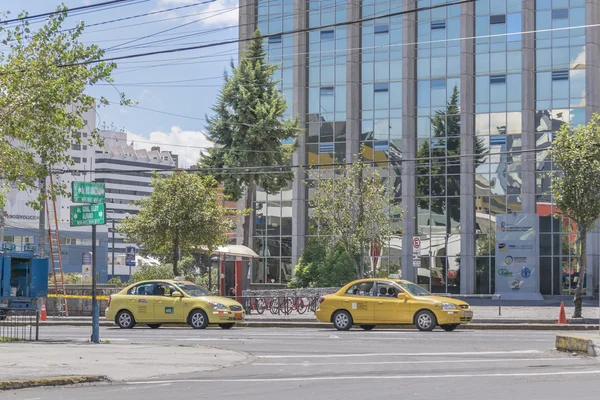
<box><xmin>46</xmin><ymin>171</ymin><xmax>69</xmax><ymax>317</ymax></box>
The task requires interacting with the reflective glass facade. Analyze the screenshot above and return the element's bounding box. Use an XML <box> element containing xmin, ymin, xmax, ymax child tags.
<box><xmin>245</xmin><ymin>0</ymin><xmax>600</xmax><ymax>295</ymax></box>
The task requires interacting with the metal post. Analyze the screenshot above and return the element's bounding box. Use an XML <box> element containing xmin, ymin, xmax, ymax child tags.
<box><xmin>35</xmin><ymin>309</ymin><xmax>40</xmax><ymax>341</ymax></box>
<box><xmin>38</xmin><ymin>175</ymin><xmax>46</xmax><ymax>258</ymax></box>
<box><xmin>111</xmin><ymin>219</ymin><xmax>115</xmax><ymax>278</ymax></box>
<box><xmin>91</xmin><ymin>224</ymin><xmax>99</xmax><ymax>344</ymax></box>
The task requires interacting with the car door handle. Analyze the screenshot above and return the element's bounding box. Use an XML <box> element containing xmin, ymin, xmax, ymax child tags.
<box><xmin>378</xmin><ymin>301</ymin><xmax>383</xmax><ymax>304</ymax></box>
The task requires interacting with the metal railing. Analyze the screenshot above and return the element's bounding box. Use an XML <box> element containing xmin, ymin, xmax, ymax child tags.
<box><xmin>234</xmin><ymin>295</ymin><xmax>321</xmax><ymax>316</ymax></box>
<box><xmin>0</xmin><ymin>308</ymin><xmax>40</xmax><ymax>341</ymax></box>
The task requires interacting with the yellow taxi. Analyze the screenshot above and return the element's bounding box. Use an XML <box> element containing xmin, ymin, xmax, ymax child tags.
<box><xmin>105</xmin><ymin>280</ymin><xmax>245</xmax><ymax>330</ymax></box>
<box><xmin>316</xmin><ymin>278</ymin><xmax>472</xmax><ymax>331</ymax></box>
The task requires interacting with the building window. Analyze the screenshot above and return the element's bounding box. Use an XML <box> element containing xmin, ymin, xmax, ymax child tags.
<box><xmin>71</xmin><ymin>144</ymin><xmax>81</xmax><ymax>151</ymax></box>
<box><xmin>320</xmin><ymin>87</ymin><xmax>334</xmax><ymax>96</ymax></box>
<box><xmin>83</xmin><ymin>145</ymin><xmax>88</xmax><ymax>150</ymax></box>
<box><xmin>73</xmin><ymin>157</ymin><xmax>81</xmax><ymax>163</ymax></box>
<box><xmin>320</xmin><ymin>30</ymin><xmax>334</xmax><ymax>40</ymax></box>
<box><xmin>551</xmin><ymin>9</ymin><xmax>568</xmax><ymax>19</ymax></box>
<box><xmin>374</xmin><ymin>25</ymin><xmax>389</xmax><ymax>34</ymax></box>
<box><xmin>268</xmin><ymin>35</ymin><xmax>282</xmax><ymax>44</ymax></box>
<box><xmin>319</xmin><ymin>143</ymin><xmax>334</xmax><ymax>153</ymax></box>
<box><xmin>83</xmin><ymin>158</ymin><xmax>87</xmax><ymax>163</ymax></box>
<box><xmin>374</xmin><ymin>83</ymin><xmax>389</xmax><ymax>92</ymax></box>
<box><xmin>490</xmin><ymin>14</ymin><xmax>506</xmax><ymax>24</ymax></box>
<box><xmin>431</xmin><ymin>20</ymin><xmax>446</xmax><ymax>30</ymax></box>
<box><xmin>83</xmin><ymin>133</ymin><xmax>88</xmax><ymax>138</ymax></box>
<box><xmin>552</xmin><ymin>70</ymin><xmax>569</xmax><ymax>81</ymax></box>
<box><xmin>490</xmin><ymin>75</ymin><xmax>507</xmax><ymax>84</ymax></box>
<box><xmin>431</xmin><ymin>79</ymin><xmax>446</xmax><ymax>90</ymax></box>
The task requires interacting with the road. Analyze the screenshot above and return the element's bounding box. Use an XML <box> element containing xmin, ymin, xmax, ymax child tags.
<box><xmin>7</xmin><ymin>325</ymin><xmax>600</xmax><ymax>399</ymax></box>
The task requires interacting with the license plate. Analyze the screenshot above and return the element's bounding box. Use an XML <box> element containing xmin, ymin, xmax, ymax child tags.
<box><xmin>234</xmin><ymin>312</ymin><xmax>243</xmax><ymax>320</ymax></box>
<box><xmin>464</xmin><ymin>311</ymin><xmax>473</xmax><ymax>318</ymax></box>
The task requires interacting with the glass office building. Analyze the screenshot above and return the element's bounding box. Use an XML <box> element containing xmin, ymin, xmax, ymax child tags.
<box><xmin>240</xmin><ymin>0</ymin><xmax>600</xmax><ymax>296</ymax></box>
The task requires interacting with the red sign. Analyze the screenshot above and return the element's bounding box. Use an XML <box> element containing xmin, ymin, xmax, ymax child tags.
<box><xmin>413</xmin><ymin>237</ymin><xmax>421</xmax><ymax>249</ymax></box>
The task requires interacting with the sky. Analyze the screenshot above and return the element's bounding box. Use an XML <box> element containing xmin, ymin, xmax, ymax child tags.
<box><xmin>6</xmin><ymin>0</ymin><xmax>241</xmax><ymax>167</ymax></box>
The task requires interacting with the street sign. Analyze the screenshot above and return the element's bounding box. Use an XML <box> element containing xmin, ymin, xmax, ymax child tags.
<box><xmin>70</xmin><ymin>203</ymin><xmax>106</xmax><ymax>227</ymax></box>
<box><xmin>413</xmin><ymin>236</ymin><xmax>421</xmax><ymax>268</ymax></box>
<box><xmin>126</xmin><ymin>246</ymin><xmax>136</xmax><ymax>267</ymax></box>
<box><xmin>71</xmin><ymin>182</ymin><xmax>105</xmax><ymax>204</ymax></box>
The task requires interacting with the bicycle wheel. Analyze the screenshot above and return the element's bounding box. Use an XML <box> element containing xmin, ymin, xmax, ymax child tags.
<box><xmin>256</xmin><ymin>298</ymin><xmax>266</xmax><ymax>314</ymax></box>
<box><xmin>282</xmin><ymin>297</ymin><xmax>293</xmax><ymax>315</ymax></box>
<box><xmin>297</xmin><ymin>298</ymin><xmax>308</xmax><ymax>314</ymax></box>
<box><xmin>270</xmin><ymin>297</ymin><xmax>280</xmax><ymax>314</ymax></box>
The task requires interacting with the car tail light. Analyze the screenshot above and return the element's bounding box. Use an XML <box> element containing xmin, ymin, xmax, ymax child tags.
<box><xmin>319</xmin><ymin>296</ymin><xmax>326</xmax><ymax>305</ymax></box>
<box><xmin>107</xmin><ymin>296</ymin><xmax>112</xmax><ymax>308</ymax></box>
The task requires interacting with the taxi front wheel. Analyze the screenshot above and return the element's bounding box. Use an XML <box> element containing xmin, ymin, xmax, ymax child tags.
<box><xmin>415</xmin><ymin>310</ymin><xmax>437</xmax><ymax>332</ymax></box>
<box><xmin>189</xmin><ymin>310</ymin><xmax>209</xmax><ymax>329</ymax></box>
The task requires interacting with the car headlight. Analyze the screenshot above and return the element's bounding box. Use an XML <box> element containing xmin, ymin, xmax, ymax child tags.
<box><xmin>209</xmin><ymin>302</ymin><xmax>227</xmax><ymax>310</ymax></box>
<box><xmin>442</xmin><ymin>302</ymin><xmax>457</xmax><ymax>310</ymax></box>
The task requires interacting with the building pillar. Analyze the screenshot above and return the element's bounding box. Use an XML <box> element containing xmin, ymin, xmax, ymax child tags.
<box><xmin>585</xmin><ymin>0</ymin><xmax>600</xmax><ymax>297</ymax></box>
<box><xmin>521</xmin><ymin>0</ymin><xmax>536</xmax><ymax>215</ymax></box>
<box><xmin>238</xmin><ymin>0</ymin><xmax>256</xmax><ymax>55</ymax></box>
<box><xmin>459</xmin><ymin>1</ymin><xmax>476</xmax><ymax>294</ymax></box>
<box><xmin>291</xmin><ymin>0</ymin><xmax>308</xmax><ymax>269</ymax></box>
<box><xmin>346</xmin><ymin>0</ymin><xmax>361</xmax><ymax>161</ymax></box>
<box><xmin>401</xmin><ymin>0</ymin><xmax>417</xmax><ymax>282</ymax></box>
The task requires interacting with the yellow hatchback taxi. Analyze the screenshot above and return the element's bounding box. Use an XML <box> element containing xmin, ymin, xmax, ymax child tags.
<box><xmin>105</xmin><ymin>280</ymin><xmax>245</xmax><ymax>330</ymax></box>
<box><xmin>316</xmin><ymin>278</ymin><xmax>472</xmax><ymax>331</ymax></box>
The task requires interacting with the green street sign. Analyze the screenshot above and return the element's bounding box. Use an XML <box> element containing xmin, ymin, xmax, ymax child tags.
<box><xmin>71</xmin><ymin>182</ymin><xmax>105</xmax><ymax>204</ymax></box>
<box><xmin>70</xmin><ymin>203</ymin><xmax>106</xmax><ymax>227</ymax></box>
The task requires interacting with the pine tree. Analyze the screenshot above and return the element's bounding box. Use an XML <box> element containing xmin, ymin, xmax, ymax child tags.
<box><xmin>201</xmin><ymin>31</ymin><xmax>300</xmax><ymax>247</ymax></box>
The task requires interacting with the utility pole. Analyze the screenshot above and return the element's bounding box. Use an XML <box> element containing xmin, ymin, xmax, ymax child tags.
<box><xmin>38</xmin><ymin>171</ymin><xmax>46</xmax><ymax>257</ymax></box>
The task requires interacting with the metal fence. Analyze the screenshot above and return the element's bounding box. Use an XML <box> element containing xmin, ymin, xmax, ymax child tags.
<box><xmin>235</xmin><ymin>295</ymin><xmax>322</xmax><ymax>316</ymax></box>
<box><xmin>0</xmin><ymin>309</ymin><xmax>40</xmax><ymax>341</ymax></box>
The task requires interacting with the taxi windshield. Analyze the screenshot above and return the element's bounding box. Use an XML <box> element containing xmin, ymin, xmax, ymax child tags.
<box><xmin>397</xmin><ymin>281</ymin><xmax>431</xmax><ymax>297</ymax></box>
<box><xmin>174</xmin><ymin>283</ymin><xmax>210</xmax><ymax>297</ymax></box>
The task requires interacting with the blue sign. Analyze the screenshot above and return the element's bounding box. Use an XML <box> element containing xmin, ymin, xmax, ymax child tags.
<box><xmin>126</xmin><ymin>246</ymin><xmax>136</xmax><ymax>267</ymax></box>
<box><xmin>521</xmin><ymin>267</ymin><xmax>532</xmax><ymax>279</ymax></box>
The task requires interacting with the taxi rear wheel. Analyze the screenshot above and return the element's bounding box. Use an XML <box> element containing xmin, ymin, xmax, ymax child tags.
<box><xmin>332</xmin><ymin>310</ymin><xmax>353</xmax><ymax>331</ymax></box>
<box><xmin>219</xmin><ymin>323</ymin><xmax>235</xmax><ymax>329</ymax></box>
<box><xmin>415</xmin><ymin>310</ymin><xmax>437</xmax><ymax>332</ymax></box>
<box><xmin>189</xmin><ymin>310</ymin><xmax>209</xmax><ymax>329</ymax></box>
<box><xmin>147</xmin><ymin>324</ymin><xmax>161</xmax><ymax>329</ymax></box>
<box><xmin>360</xmin><ymin>325</ymin><xmax>376</xmax><ymax>331</ymax></box>
<box><xmin>117</xmin><ymin>310</ymin><xmax>136</xmax><ymax>329</ymax></box>
<box><xmin>440</xmin><ymin>324</ymin><xmax>459</xmax><ymax>332</ymax></box>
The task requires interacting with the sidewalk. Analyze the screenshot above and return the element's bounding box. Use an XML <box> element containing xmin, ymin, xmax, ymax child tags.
<box><xmin>0</xmin><ymin>342</ymin><xmax>248</xmax><ymax>388</ymax></box>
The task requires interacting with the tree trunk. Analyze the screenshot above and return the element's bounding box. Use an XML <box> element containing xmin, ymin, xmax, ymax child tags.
<box><xmin>242</xmin><ymin>179</ymin><xmax>255</xmax><ymax>248</ymax></box>
<box><xmin>573</xmin><ymin>226</ymin><xmax>587</xmax><ymax>318</ymax></box>
<box><xmin>173</xmin><ymin>231</ymin><xmax>180</xmax><ymax>277</ymax></box>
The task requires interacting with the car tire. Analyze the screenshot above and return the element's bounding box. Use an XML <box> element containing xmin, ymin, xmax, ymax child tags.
<box><xmin>219</xmin><ymin>323</ymin><xmax>235</xmax><ymax>330</ymax></box>
<box><xmin>117</xmin><ymin>310</ymin><xmax>136</xmax><ymax>329</ymax></box>
<box><xmin>147</xmin><ymin>324</ymin><xmax>161</xmax><ymax>329</ymax></box>
<box><xmin>440</xmin><ymin>324</ymin><xmax>459</xmax><ymax>332</ymax></box>
<box><xmin>189</xmin><ymin>309</ymin><xmax>209</xmax><ymax>329</ymax></box>
<box><xmin>360</xmin><ymin>325</ymin><xmax>376</xmax><ymax>331</ymax></box>
<box><xmin>415</xmin><ymin>310</ymin><xmax>437</xmax><ymax>332</ymax></box>
<box><xmin>332</xmin><ymin>310</ymin><xmax>353</xmax><ymax>331</ymax></box>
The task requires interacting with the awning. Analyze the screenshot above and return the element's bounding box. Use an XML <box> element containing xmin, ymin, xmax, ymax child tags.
<box><xmin>213</xmin><ymin>244</ymin><xmax>259</xmax><ymax>259</ymax></box>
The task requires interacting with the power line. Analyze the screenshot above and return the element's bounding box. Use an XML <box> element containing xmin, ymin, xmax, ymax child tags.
<box><xmin>1</xmin><ymin>0</ymin><xmax>142</xmax><ymax>25</ymax></box>
<box><xmin>59</xmin><ymin>0</ymin><xmax>475</xmax><ymax>67</ymax></box>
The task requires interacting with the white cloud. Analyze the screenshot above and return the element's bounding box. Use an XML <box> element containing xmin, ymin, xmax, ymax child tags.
<box><xmin>125</xmin><ymin>126</ymin><xmax>212</xmax><ymax>168</ymax></box>
<box><xmin>158</xmin><ymin>0</ymin><xmax>239</xmax><ymax>27</ymax></box>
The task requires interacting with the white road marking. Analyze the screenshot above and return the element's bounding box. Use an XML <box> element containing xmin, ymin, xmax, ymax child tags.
<box><xmin>126</xmin><ymin>369</ymin><xmax>600</xmax><ymax>385</ymax></box>
<box><xmin>256</xmin><ymin>350</ymin><xmax>541</xmax><ymax>359</ymax></box>
<box><xmin>252</xmin><ymin>357</ymin><xmax>579</xmax><ymax>366</ymax></box>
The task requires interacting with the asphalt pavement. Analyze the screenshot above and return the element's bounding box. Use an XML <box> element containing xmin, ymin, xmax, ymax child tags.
<box><xmin>5</xmin><ymin>326</ymin><xmax>600</xmax><ymax>399</ymax></box>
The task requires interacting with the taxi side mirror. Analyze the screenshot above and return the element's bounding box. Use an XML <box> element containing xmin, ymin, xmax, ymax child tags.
<box><xmin>397</xmin><ymin>293</ymin><xmax>407</xmax><ymax>301</ymax></box>
<box><xmin>172</xmin><ymin>292</ymin><xmax>183</xmax><ymax>298</ymax></box>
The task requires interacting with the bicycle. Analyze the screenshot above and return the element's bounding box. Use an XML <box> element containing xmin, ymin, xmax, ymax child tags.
<box><xmin>282</xmin><ymin>295</ymin><xmax>310</xmax><ymax>315</ymax></box>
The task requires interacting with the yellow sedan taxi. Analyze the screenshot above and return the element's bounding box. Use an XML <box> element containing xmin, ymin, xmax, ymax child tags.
<box><xmin>105</xmin><ymin>280</ymin><xmax>245</xmax><ymax>330</ymax></box>
<box><xmin>316</xmin><ymin>278</ymin><xmax>472</xmax><ymax>331</ymax></box>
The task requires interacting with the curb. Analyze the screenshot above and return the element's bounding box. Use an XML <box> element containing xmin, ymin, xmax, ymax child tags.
<box><xmin>0</xmin><ymin>375</ymin><xmax>108</xmax><ymax>391</ymax></box>
<box><xmin>556</xmin><ymin>334</ymin><xmax>600</xmax><ymax>356</ymax></box>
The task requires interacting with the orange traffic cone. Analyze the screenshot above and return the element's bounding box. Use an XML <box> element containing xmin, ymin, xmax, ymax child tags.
<box><xmin>557</xmin><ymin>301</ymin><xmax>568</xmax><ymax>325</ymax></box>
<box><xmin>40</xmin><ymin>299</ymin><xmax>47</xmax><ymax>321</ymax></box>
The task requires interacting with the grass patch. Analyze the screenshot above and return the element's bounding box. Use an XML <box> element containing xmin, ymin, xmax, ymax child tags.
<box><xmin>0</xmin><ymin>337</ymin><xmax>21</xmax><ymax>342</ymax></box>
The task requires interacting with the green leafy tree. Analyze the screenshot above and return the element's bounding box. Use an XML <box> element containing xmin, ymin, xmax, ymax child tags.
<box><xmin>201</xmin><ymin>31</ymin><xmax>301</xmax><ymax>247</ymax></box>
<box><xmin>291</xmin><ymin>239</ymin><xmax>356</xmax><ymax>288</ymax></box>
<box><xmin>119</xmin><ymin>172</ymin><xmax>236</xmax><ymax>276</ymax></box>
<box><xmin>0</xmin><ymin>6</ymin><xmax>128</xmax><ymax>208</ymax></box>
<box><xmin>551</xmin><ymin>113</ymin><xmax>600</xmax><ymax>318</ymax></box>
<box><xmin>308</xmin><ymin>152</ymin><xmax>403</xmax><ymax>277</ymax></box>
<box><xmin>131</xmin><ymin>263</ymin><xmax>174</xmax><ymax>283</ymax></box>
<box><xmin>416</xmin><ymin>86</ymin><xmax>487</xmax><ymax>285</ymax></box>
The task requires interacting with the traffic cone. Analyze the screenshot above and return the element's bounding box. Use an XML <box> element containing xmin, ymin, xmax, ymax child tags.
<box><xmin>557</xmin><ymin>301</ymin><xmax>568</xmax><ymax>325</ymax></box>
<box><xmin>40</xmin><ymin>299</ymin><xmax>47</xmax><ymax>321</ymax></box>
